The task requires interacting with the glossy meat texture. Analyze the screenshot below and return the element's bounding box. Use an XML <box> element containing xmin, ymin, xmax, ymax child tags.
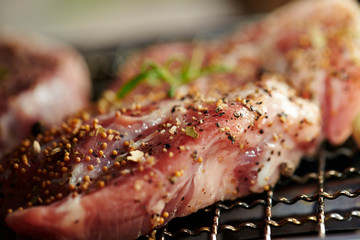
<box><xmin>0</xmin><ymin>29</ymin><xmax>91</xmax><ymax>157</ymax></box>
<box><xmin>0</xmin><ymin>75</ymin><xmax>321</xmax><ymax>239</ymax></box>
<box><xmin>114</xmin><ymin>0</ymin><xmax>360</xmax><ymax>145</ymax></box>
<box><xmin>263</xmin><ymin>0</ymin><xmax>360</xmax><ymax>145</ymax></box>
<box><xmin>219</xmin><ymin>0</ymin><xmax>360</xmax><ymax>145</ymax></box>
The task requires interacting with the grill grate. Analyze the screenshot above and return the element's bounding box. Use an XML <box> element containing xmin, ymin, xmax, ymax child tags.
<box><xmin>148</xmin><ymin>143</ymin><xmax>360</xmax><ymax>240</ymax></box>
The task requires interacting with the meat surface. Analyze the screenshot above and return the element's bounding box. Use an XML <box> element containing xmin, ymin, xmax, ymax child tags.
<box><xmin>0</xmin><ymin>29</ymin><xmax>91</xmax><ymax>157</ymax></box>
<box><xmin>217</xmin><ymin>0</ymin><xmax>360</xmax><ymax>145</ymax></box>
<box><xmin>2</xmin><ymin>0</ymin><xmax>360</xmax><ymax>239</ymax></box>
<box><xmin>263</xmin><ymin>0</ymin><xmax>360</xmax><ymax>145</ymax></box>
<box><xmin>0</xmin><ymin>75</ymin><xmax>321</xmax><ymax>240</ymax></box>
<box><xmin>116</xmin><ymin>0</ymin><xmax>360</xmax><ymax>145</ymax></box>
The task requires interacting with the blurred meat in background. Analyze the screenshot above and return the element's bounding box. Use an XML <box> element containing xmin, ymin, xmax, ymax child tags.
<box><xmin>0</xmin><ymin>0</ymin><xmax>293</xmax><ymax>50</ymax></box>
<box><xmin>0</xmin><ymin>0</ymin><xmax>294</xmax><ymax>98</ymax></box>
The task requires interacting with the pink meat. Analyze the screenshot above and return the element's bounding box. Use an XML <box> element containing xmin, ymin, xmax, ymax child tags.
<box><xmin>3</xmin><ymin>0</ymin><xmax>358</xmax><ymax>239</ymax></box>
<box><xmin>113</xmin><ymin>0</ymin><xmax>360</xmax><ymax>146</ymax></box>
<box><xmin>1</xmin><ymin>76</ymin><xmax>321</xmax><ymax>239</ymax></box>
<box><xmin>0</xmin><ymin>29</ymin><xmax>91</xmax><ymax>157</ymax></box>
<box><xmin>261</xmin><ymin>0</ymin><xmax>360</xmax><ymax>145</ymax></box>
<box><xmin>218</xmin><ymin>0</ymin><xmax>360</xmax><ymax>145</ymax></box>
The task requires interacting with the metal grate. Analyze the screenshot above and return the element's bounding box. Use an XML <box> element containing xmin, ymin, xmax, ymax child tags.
<box><xmin>146</xmin><ymin>142</ymin><xmax>360</xmax><ymax>240</ymax></box>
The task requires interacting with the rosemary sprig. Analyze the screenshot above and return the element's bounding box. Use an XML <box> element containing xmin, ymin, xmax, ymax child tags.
<box><xmin>116</xmin><ymin>62</ymin><xmax>177</xmax><ymax>99</ymax></box>
<box><xmin>116</xmin><ymin>48</ymin><xmax>229</xmax><ymax>99</ymax></box>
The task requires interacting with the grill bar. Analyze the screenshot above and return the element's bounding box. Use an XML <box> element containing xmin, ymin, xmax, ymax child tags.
<box><xmin>210</xmin><ymin>205</ymin><xmax>220</xmax><ymax>240</ymax></box>
<box><xmin>317</xmin><ymin>152</ymin><xmax>326</xmax><ymax>238</ymax></box>
<box><xmin>264</xmin><ymin>189</ymin><xmax>273</xmax><ymax>240</ymax></box>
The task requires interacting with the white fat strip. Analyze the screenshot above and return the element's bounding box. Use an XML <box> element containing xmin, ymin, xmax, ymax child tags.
<box><xmin>69</xmin><ymin>158</ymin><xmax>118</xmax><ymax>186</ymax></box>
<box><xmin>130</xmin><ymin>101</ymin><xmax>186</xmax><ymax>149</ymax></box>
<box><xmin>69</xmin><ymin>99</ymin><xmax>189</xmax><ymax>188</ymax></box>
<box><xmin>137</xmin><ymin>100</ymin><xmax>183</xmax><ymax>127</ymax></box>
<box><xmin>70</xmin><ymin>126</ymin><xmax>167</xmax><ymax>187</ymax></box>
<box><xmin>69</xmin><ymin>130</ymin><xmax>161</xmax><ymax>186</ymax></box>
<box><xmin>132</xmin><ymin>130</ymin><xmax>161</xmax><ymax>149</ymax></box>
<box><xmin>56</xmin><ymin>195</ymin><xmax>86</xmax><ymax>229</ymax></box>
<box><xmin>150</xmin><ymin>199</ymin><xmax>166</xmax><ymax>215</ymax></box>
<box><xmin>70</xmin><ymin>163</ymin><xmax>100</xmax><ymax>186</ymax></box>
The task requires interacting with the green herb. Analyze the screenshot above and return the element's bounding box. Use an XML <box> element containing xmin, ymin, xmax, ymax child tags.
<box><xmin>116</xmin><ymin>48</ymin><xmax>230</xmax><ymax>99</ymax></box>
<box><xmin>185</xmin><ymin>126</ymin><xmax>199</xmax><ymax>139</ymax></box>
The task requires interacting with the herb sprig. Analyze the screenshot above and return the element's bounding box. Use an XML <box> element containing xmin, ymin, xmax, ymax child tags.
<box><xmin>116</xmin><ymin>48</ymin><xmax>229</xmax><ymax>99</ymax></box>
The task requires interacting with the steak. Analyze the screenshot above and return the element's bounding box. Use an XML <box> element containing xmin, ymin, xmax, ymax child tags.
<box><xmin>218</xmin><ymin>0</ymin><xmax>360</xmax><ymax>145</ymax></box>
<box><xmin>117</xmin><ymin>0</ymin><xmax>360</xmax><ymax>145</ymax></box>
<box><xmin>0</xmin><ymin>29</ymin><xmax>91</xmax><ymax>157</ymax></box>
<box><xmin>0</xmin><ymin>75</ymin><xmax>321</xmax><ymax>239</ymax></box>
<box><xmin>2</xmin><ymin>0</ymin><xmax>360</xmax><ymax>239</ymax></box>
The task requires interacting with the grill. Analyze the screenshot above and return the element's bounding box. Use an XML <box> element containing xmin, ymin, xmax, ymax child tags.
<box><xmin>140</xmin><ymin>142</ymin><xmax>360</xmax><ymax>240</ymax></box>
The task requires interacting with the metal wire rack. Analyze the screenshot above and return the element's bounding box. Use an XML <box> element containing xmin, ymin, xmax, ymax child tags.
<box><xmin>143</xmin><ymin>142</ymin><xmax>360</xmax><ymax>240</ymax></box>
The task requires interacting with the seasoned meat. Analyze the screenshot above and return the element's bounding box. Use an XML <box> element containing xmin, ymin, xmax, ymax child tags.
<box><xmin>114</xmin><ymin>0</ymin><xmax>360</xmax><ymax>146</ymax></box>
<box><xmin>0</xmin><ymin>29</ymin><xmax>91</xmax><ymax>157</ymax></box>
<box><xmin>263</xmin><ymin>0</ymin><xmax>360</xmax><ymax>145</ymax></box>
<box><xmin>2</xmin><ymin>0</ymin><xmax>358</xmax><ymax>239</ymax></box>
<box><xmin>219</xmin><ymin>0</ymin><xmax>360</xmax><ymax>145</ymax></box>
<box><xmin>121</xmin><ymin>0</ymin><xmax>360</xmax><ymax>145</ymax></box>
<box><xmin>0</xmin><ymin>75</ymin><xmax>321</xmax><ymax>239</ymax></box>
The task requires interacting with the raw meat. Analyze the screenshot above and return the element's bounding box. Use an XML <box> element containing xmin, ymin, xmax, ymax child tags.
<box><xmin>0</xmin><ymin>29</ymin><xmax>91</xmax><ymax>157</ymax></box>
<box><xmin>0</xmin><ymin>75</ymin><xmax>321</xmax><ymax>239</ymax></box>
<box><xmin>114</xmin><ymin>0</ymin><xmax>360</xmax><ymax>146</ymax></box>
<box><xmin>3</xmin><ymin>0</ymin><xmax>359</xmax><ymax>239</ymax></box>
<box><xmin>218</xmin><ymin>0</ymin><xmax>360</xmax><ymax>145</ymax></box>
<box><xmin>263</xmin><ymin>0</ymin><xmax>360</xmax><ymax>145</ymax></box>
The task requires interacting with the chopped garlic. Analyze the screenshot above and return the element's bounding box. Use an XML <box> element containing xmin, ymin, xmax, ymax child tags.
<box><xmin>127</xmin><ymin>150</ymin><xmax>144</xmax><ymax>162</ymax></box>
<box><xmin>169</xmin><ymin>126</ymin><xmax>177</xmax><ymax>135</ymax></box>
